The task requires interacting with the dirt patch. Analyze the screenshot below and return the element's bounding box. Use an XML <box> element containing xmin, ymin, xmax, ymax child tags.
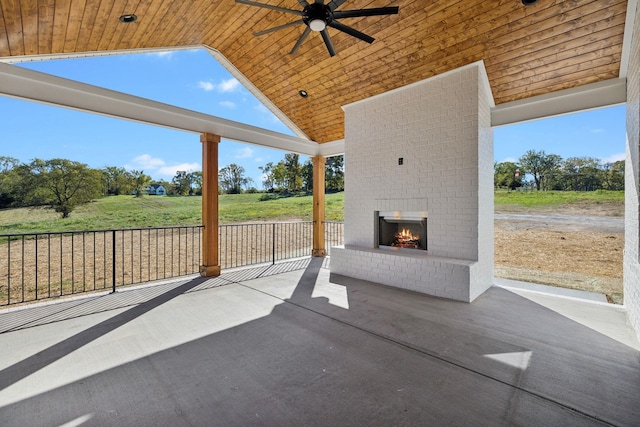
<box><xmin>494</xmin><ymin>202</ymin><xmax>624</xmax><ymax>304</ymax></box>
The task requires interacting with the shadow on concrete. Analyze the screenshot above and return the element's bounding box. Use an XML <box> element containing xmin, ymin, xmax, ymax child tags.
<box><xmin>1</xmin><ymin>259</ymin><xmax>639</xmax><ymax>426</ymax></box>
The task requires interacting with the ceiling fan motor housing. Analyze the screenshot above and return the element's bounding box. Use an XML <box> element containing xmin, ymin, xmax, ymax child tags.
<box><xmin>303</xmin><ymin>3</ymin><xmax>333</xmax><ymax>30</ymax></box>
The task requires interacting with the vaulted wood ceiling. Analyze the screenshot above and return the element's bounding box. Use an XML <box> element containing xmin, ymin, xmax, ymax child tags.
<box><xmin>0</xmin><ymin>0</ymin><xmax>630</xmax><ymax>143</ymax></box>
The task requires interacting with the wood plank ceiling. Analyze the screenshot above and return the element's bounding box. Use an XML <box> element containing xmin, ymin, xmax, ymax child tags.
<box><xmin>0</xmin><ymin>0</ymin><xmax>629</xmax><ymax>143</ymax></box>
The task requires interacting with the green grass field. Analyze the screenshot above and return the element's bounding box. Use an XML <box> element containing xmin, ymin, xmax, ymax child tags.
<box><xmin>0</xmin><ymin>192</ymin><xmax>345</xmax><ymax>235</ymax></box>
<box><xmin>0</xmin><ymin>190</ymin><xmax>624</xmax><ymax>235</ymax></box>
<box><xmin>494</xmin><ymin>189</ymin><xmax>624</xmax><ymax>208</ymax></box>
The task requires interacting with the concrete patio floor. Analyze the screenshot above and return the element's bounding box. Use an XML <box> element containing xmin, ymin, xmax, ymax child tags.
<box><xmin>0</xmin><ymin>258</ymin><xmax>639</xmax><ymax>426</ymax></box>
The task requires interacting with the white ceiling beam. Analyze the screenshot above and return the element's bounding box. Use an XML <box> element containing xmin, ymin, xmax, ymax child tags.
<box><xmin>491</xmin><ymin>78</ymin><xmax>627</xmax><ymax>127</ymax></box>
<box><xmin>0</xmin><ymin>61</ymin><xmax>321</xmax><ymax>156</ymax></box>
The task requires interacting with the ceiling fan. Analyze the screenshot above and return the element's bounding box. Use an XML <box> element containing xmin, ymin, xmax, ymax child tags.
<box><xmin>236</xmin><ymin>0</ymin><xmax>399</xmax><ymax>57</ymax></box>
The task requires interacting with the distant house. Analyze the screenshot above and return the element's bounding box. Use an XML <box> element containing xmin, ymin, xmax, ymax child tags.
<box><xmin>146</xmin><ymin>184</ymin><xmax>167</xmax><ymax>196</ymax></box>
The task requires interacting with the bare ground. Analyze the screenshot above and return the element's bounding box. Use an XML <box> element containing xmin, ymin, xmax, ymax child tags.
<box><xmin>494</xmin><ymin>203</ymin><xmax>624</xmax><ymax>304</ymax></box>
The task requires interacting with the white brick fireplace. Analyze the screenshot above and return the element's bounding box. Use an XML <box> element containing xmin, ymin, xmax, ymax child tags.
<box><xmin>331</xmin><ymin>62</ymin><xmax>494</xmax><ymax>302</ymax></box>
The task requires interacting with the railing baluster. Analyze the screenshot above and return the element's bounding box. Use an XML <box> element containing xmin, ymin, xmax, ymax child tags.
<box><xmin>0</xmin><ymin>222</ymin><xmax>336</xmax><ymax>306</ymax></box>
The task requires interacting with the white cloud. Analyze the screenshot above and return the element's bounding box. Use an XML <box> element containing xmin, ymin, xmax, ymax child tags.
<box><xmin>125</xmin><ymin>155</ymin><xmax>200</xmax><ymax>178</ymax></box>
<box><xmin>219</xmin><ymin>78</ymin><xmax>240</xmax><ymax>93</ymax></box>
<box><xmin>219</xmin><ymin>101</ymin><xmax>236</xmax><ymax>109</ymax></box>
<box><xmin>143</xmin><ymin>51</ymin><xmax>175</xmax><ymax>60</ymax></box>
<box><xmin>158</xmin><ymin>162</ymin><xmax>201</xmax><ymax>177</ymax></box>
<box><xmin>198</xmin><ymin>81</ymin><xmax>215</xmax><ymax>91</ymax></box>
<box><xmin>127</xmin><ymin>154</ymin><xmax>166</xmax><ymax>170</ymax></box>
<box><xmin>235</xmin><ymin>147</ymin><xmax>254</xmax><ymax>159</ymax></box>
<box><xmin>601</xmin><ymin>153</ymin><xmax>625</xmax><ymax>164</ymax></box>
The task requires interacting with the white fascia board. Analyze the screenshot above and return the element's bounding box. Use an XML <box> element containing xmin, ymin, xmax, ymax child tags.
<box><xmin>0</xmin><ymin>61</ymin><xmax>321</xmax><ymax>156</ymax></box>
<box><xmin>317</xmin><ymin>139</ymin><xmax>345</xmax><ymax>157</ymax></box>
<box><xmin>491</xmin><ymin>78</ymin><xmax>627</xmax><ymax>127</ymax></box>
<box><xmin>620</xmin><ymin>0</ymin><xmax>639</xmax><ymax>78</ymax></box>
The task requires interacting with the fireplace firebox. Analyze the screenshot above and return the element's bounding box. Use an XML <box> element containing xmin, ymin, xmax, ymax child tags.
<box><xmin>376</xmin><ymin>211</ymin><xmax>427</xmax><ymax>251</ymax></box>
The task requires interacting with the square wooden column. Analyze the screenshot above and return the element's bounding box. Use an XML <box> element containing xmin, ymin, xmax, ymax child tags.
<box><xmin>200</xmin><ymin>133</ymin><xmax>221</xmax><ymax>276</ymax></box>
<box><xmin>312</xmin><ymin>155</ymin><xmax>326</xmax><ymax>257</ymax></box>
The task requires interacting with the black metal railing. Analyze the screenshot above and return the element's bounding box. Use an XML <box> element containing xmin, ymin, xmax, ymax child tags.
<box><xmin>0</xmin><ymin>221</ymin><xmax>345</xmax><ymax>307</ymax></box>
<box><xmin>324</xmin><ymin>221</ymin><xmax>344</xmax><ymax>256</ymax></box>
<box><xmin>0</xmin><ymin>226</ymin><xmax>203</xmax><ymax>306</ymax></box>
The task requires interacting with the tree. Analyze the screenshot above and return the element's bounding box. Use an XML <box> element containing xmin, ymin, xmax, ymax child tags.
<box><xmin>602</xmin><ymin>160</ymin><xmax>625</xmax><ymax>190</ymax></box>
<box><xmin>259</xmin><ymin>162</ymin><xmax>275</xmax><ymax>192</ymax></box>
<box><xmin>131</xmin><ymin>170</ymin><xmax>152</xmax><ymax>198</ymax></box>
<box><xmin>219</xmin><ymin>163</ymin><xmax>252</xmax><ymax>194</ymax></box>
<box><xmin>190</xmin><ymin>171</ymin><xmax>203</xmax><ymax>195</ymax></box>
<box><xmin>519</xmin><ymin>150</ymin><xmax>562</xmax><ymax>191</ymax></box>
<box><xmin>561</xmin><ymin>157</ymin><xmax>603</xmax><ymax>191</ymax></box>
<box><xmin>325</xmin><ymin>155</ymin><xmax>344</xmax><ymax>192</ymax></box>
<box><xmin>301</xmin><ymin>159</ymin><xmax>313</xmax><ymax>192</ymax></box>
<box><xmin>283</xmin><ymin>153</ymin><xmax>302</xmax><ymax>192</ymax></box>
<box><xmin>172</xmin><ymin>170</ymin><xmax>195</xmax><ymax>196</ymax></box>
<box><xmin>493</xmin><ymin>161</ymin><xmax>522</xmax><ymax>190</ymax></box>
<box><xmin>0</xmin><ymin>156</ymin><xmax>20</xmax><ymax>208</ymax></box>
<box><xmin>103</xmin><ymin>166</ymin><xmax>134</xmax><ymax>196</ymax></box>
<box><xmin>19</xmin><ymin>158</ymin><xmax>103</xmax><ymax>218</ymax></box>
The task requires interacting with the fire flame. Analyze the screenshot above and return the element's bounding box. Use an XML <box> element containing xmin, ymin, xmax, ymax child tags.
<box><xmin>395</xmin><ymin>228</ymin><xmax>419</xmax><ymax>242</ymax></box>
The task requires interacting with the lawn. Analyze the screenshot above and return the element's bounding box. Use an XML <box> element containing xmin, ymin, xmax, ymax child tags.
<box><xmin>494</xmin><ymin>189</ymin><xmax>624</xmax><ymax>209</ymax></box>
<box><xmin>0</xmin><ymin>192</ymin><xmax>346</xmax><ymax>235</ymax></box>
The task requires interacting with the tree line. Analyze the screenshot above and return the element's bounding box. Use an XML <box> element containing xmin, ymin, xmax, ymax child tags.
<box><xmin>0</xmin><ymin>154</ymin><xmax>345</xmax><ymax>218</ymax></box>
<box><xmin>495</xmin><ymin>150</ymin><xmax>624</xmax><ymax>191</ymax></box>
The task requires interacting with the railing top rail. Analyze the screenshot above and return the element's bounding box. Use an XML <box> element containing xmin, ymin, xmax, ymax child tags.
<box><xmin>0</xmin><ymin>221</ymin><xmax>336</xmax><ymax>239</ymax></box>
<box><xmin>0</xmin><ymin>224</ymin><xmax>205</xmax><ymax>239</ymax></box>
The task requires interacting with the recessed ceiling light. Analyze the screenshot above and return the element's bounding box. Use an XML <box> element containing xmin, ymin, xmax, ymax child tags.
<box><xmin>299</xmin><ymin>90</ymin><xmax>308</xmax><ymax>98</ymax></box>
<box><xmin>119</xmin><ymin>14</ymin><xmax>137</xmax><ymax>23</ymax></box>
<box><xmin>521</xmin><ymin>0</ymin><xmax>538</xmax><ymax>5</ymax></box>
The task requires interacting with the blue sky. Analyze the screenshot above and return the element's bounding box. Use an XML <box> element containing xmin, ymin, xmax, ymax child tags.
<box><xmin>0</xmin><ymin>48</ymin><xmax>627</xmax><ymax>187</ymax></box>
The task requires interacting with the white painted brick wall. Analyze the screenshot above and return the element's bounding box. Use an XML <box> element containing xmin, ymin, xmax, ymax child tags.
<box><xmin>625</xmin><ymin>2</ymin><xmax>640</xmax><ymax>340</ymax></box>
<box><xmin>335</xmin><ymin>63</ymin><xmax>494</xmax><ymax>302</ymax></box>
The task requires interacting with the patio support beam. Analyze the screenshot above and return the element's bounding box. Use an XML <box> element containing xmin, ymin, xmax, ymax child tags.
<box><xmin>200</xmin><ymin>133</ymin><xmax>221</xmax><ymax>277</ymax></box>
<box><xmin>312</xmin><ymin>155</ymin><xmax>326</xmax><ymax>257</ymax></box>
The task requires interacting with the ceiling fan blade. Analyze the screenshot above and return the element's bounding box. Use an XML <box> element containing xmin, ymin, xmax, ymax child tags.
<box><xmin>290</xmin><ymin>26</ymin><xmax>312</xmax><ymax>54</ymax></box>
<box><xmin>320</xmin><ymin>29</ymin><xmax>337</xmax><ymax>57</ymax></box>
<box><xmin>314</xmin><ymin>0</ymin><xmax>324</xmax><ymax>4</ymax></box>
<box><xmin>328</xmin><ymin>21</ymin><xmax>375</xmax><ymax>44</ymax></box>
<box><xmin>333</xmin><ymin>7</ymin><xmax>399</xmax><ymax>19</ymax></box>
<box><xmin>326</xmin><ymin>0</ymin><xmax>348</xmax><ymax>11</ymax></box>
<box><xmin>254</xmin><ymin>20</ymin><xmax>304</xmax><ymax>36</ymax></box>
<box><xmin>296</xmin><ymin>0</ymin><xmax>310</xmax><ymax>6</ymax></box>
<box><xmin>235</xmin><ymin>0</ymin><xmax>303</xmax><ymax>16</ymax></box>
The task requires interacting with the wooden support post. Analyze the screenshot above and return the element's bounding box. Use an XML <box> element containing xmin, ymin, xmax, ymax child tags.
<box><xmin>200</xmin><ymin>133</ymin><xmax>221</xmax><ymax>276</ymax></box>
<box><xmin>312</xmin><ymin>155</ymin><xmax>327</xmax><ymax>257</ymax></box>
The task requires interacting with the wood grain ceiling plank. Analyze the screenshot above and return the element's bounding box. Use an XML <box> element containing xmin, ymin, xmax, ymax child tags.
<box><xmin>487</xmin><ymin>1</ymin><xmax>627</xmax><ymax>55</ymax></box>
<box><xmin>1</xmin><ymin>0</ymin><xmax>25</xmax><ymax>55</ymax></box>
<box><xmin>487</xmin><ymin>26</ymin><xmax>625</xmax><ymax>81</ymax></box>
<box><xmin>124</xmin><ymin>0</ymin><xmax>171</xmax><ymax>48</ymax></box>
<box><xmin>37</xmin><ymin>0</ymin><xmax>56</xmax><ymax>54</ymax></box>
<box><xmin>20</xmin><ymin>0</ymin><xmax>38</xmax><ymax>54</ymax></box>
<box><xmin>64</xmin><ymin>0</ymin><xmax>91</xmax><ymax>52</ymax></box>
<box><xmin>486</xmin><ymin>20</ymin><xmax>626</xmax><ymax>74</ymax></box>
<box><xmin>130</xmin><ymin>0</ymin><xmax>190</xmax><ymax>49</ymax></box>
<box><xmin>74</xmin><ymin>0</ymin><xmax>110</xmax><ymax>52</ymax></box>
<box><xmin>0</xmin><ymin>2</ymin><xmax>11</xmax><ymax>55</ymax></box>
<box><xmin>97</xmin><ymin>0</ymin><xmax>134</xmax><ymax>50</ymax></box>
<box><xmin>199</xmin><ymin>0</ymin><xmax>262</xmax><ymax>49</ymax></box>
<box><xmin>156</xmin><ymin>1</ymin><xmax>204</xmax><ymax>48</ymax></box>
<box><xmin>51</xmin><ymin>0</ymin><xmax>71</xmax><ymax>52</ymax></box>
<box><xmin>114</xmin><ymin>0</ymin><xmax>153</xmax><ymax>50</ymax></box>
<box><xmin>249</xmin><ymin>0</ymin><xmax>515</xmax><ymax>97</ymax></box>
<box><xmin>107</xmin><ymin>0</ymin><xmax>144</xmax><ymax>50</ymax></box>
<box><xmin>232</xmin><ymin>3</ymin><xmax>426</xmax><ymax>73</ymax></box>
<box><xmin>491</xmin><ymin>50</ymin><xmax>622</xmax><ymax>93</ymax></box>
<box><xmin>495</xmin><ymin>68</ymin><xmax>620</xmax><ymax>104</ymax></box>
<box><xmin>171</xmin><ymin>0</ymin><xmax>222</xmax><ymax>45</ymax></box>
<box><xmin>268</xmin><ymin>0</ymin><xmax>625</xmax><ymax>111</ymax></box>
<box><xmin>84</xmin><ymin>0</ymin><xmax>118</xmax><ymax>51</ymax></box>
